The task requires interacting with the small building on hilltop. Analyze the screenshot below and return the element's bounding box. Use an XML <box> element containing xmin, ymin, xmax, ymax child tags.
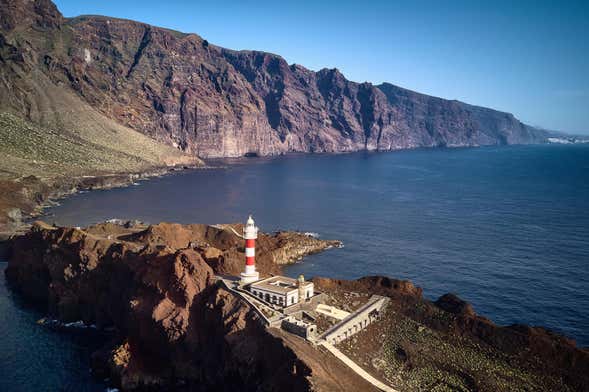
<box><xmin>281</xmin><ymin>315</ymin><xmax>317</xmax><ymax>339</ymax></box>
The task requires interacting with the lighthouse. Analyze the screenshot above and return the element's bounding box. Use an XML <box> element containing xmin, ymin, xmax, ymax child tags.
<box><xmin>240</xmin><ymin>215</ymin><xmax>260</xmax><ymax>284</ymax></box>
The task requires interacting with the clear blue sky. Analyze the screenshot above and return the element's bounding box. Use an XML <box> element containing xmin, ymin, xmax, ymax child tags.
<box><xmin>54</xmin><ymin>0</ymin><xmax>589</xmax><ymax>134</ymax></box>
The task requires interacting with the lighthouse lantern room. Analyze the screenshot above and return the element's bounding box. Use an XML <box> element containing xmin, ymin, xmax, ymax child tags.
<box><xmin>240</xmin><ymin>215</ymin><xmax>260</xmax><ymax>284</ymax></box>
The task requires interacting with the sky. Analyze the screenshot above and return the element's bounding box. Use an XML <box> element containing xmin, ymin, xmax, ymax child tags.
<box><xmin>54</xmin><ymin>0</ymin><xmax>589</xmax><ymax>134</ymax></box>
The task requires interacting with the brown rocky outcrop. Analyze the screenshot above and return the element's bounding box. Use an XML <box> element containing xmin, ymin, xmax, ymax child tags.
<box><xmin>1</xmin><ymin>0</ymin><xmax>548</xmax><ymax>161</ymax></box>
<box><xmin>7</xmin><ymin>222</ymin><xmax>589</xmax><ymax>390</ymax></box>
<box><xmin>432</xmin><ymin>293</ymin><xmax>589</xmax><ymax>391</ymax></box>
<box><xmin>116</xmin><ymin>221</ymin><xmax>340</xmax><ymax>276</ymax></box>
<box><xmin>5</xmin><ymin>220</ymin><xmax>350</xmax><ymax>391</ymax></box>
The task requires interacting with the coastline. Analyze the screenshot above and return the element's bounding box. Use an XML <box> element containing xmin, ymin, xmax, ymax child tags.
<box><xmin>2</xmin><ymin>144</ymin><xmax>587</xmax><ymax>338</ymax></box>
<box><xmin>0</xmin><ymin>162</ymin><xmax>205</xmax><ymax>250</ymax></box>
<box><xmin>1</xmin><ymin>142</ymin><xmax>562</xmax><ymax>246</ymax></box>
<box><xmin>0</xmin><ymin>0</ymin><xmax>584</xmax><ymax>388</ymax></box>
<box><xmin>4</xmin><ymin>220</ymin><xmax>588</xmax><ymax>391</ymax></box>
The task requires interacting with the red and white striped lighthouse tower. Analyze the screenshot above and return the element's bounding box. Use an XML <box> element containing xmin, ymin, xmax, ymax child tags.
<box><xmin>240</xmin><ymin>215</ymin><xmax>260</xmax><ymax>284</ymax></box>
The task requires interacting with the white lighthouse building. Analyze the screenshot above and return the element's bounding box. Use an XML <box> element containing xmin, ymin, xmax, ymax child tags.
<box><xmin>240</xmin><ymin>215</ymin><xmax>260</xmax><ymax>284</ymax></box>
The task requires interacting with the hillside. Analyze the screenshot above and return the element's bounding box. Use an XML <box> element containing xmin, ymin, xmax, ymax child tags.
<box><xmin>0</xmin><ymin>0</ymin><xmax>203</xmax><ymax>232</ymax></box>
<box><xmin>315</xmin><ymin>277</ymin><xmax>588</xmax><ymax>392</ymax></box>
<box><xmin>0</xmin><ymin>0</ymin><xmax>550</xmax><ymax>232</ymax></box>
<box><xmin>6</xmin><ymin>221</ymin><xmax>587</xmax><ymax>391</ymax></box>
<box><xmin>0</xmin><ymin>108</ymin><xmax>199</xmax><ymax>231</ymax></box>
<box><xmin>1</xmin><ymin>0</ymin><xmax>548</xmax><ymax>160</ymax></box>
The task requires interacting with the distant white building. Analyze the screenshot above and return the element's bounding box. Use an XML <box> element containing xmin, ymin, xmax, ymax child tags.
<box><xmin>250</xmin><ymin>275</ymin><xmax>314</xmax><ymax>307</ymax></box>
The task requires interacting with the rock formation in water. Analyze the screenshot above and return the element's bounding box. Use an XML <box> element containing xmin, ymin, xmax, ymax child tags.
<box><xmin>5</xmin><ymin>221</ymin><xmax>363</xmax><ymax>391</ymax></box>
<box><xmin>1</xmin><ymin>0</ymin><xmax>548</xmax><ymax>161</ymax></box>
<box><xmin>5</xmin><ymin>221</ymin><xmax>588</xmax><ymax>391</ymax></box>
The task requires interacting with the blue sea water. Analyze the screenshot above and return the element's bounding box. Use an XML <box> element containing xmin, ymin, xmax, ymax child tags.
<box><xmin>0</xmin><ymin>262</ymin><xmax>106</xmax><ymax>391</ymax></box>
<box><xmin>2</xmin><ymin>144</ymin><xmax>588</xmax><ymax>389</ymax></box>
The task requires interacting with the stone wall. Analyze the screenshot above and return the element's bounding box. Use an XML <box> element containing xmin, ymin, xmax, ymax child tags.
<box><xmin>322</xmin><ymin>296</ymin><xmax>389</xmax><ymax>344</ymax></box>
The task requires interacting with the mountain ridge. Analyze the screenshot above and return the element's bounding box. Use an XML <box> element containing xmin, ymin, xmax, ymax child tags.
<box><xmin>0</xmin><ymin>0</ymin><xmax>549</xmax><ymax>160</ymax></box>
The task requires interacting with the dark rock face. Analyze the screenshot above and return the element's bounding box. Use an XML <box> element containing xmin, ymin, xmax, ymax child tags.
<box><xmin>434</xmin><ymin>293</ymin><xmax>476</xmax><ymax>317</ymax></box>
<box><xmin>0</xmin><ymin>0</ymin><xmax>62</xmax><ymax>31</ymax></box>
<box><xmin>1</xmin><ymin>0</ymin><xmax>548</xmax><ymax>159</ymax></box>
<box><xmin>5</xmin><ymin>221</ymin><xmax>346</xmax><ymax>390</ymax></box>
<box><xmin>7</xmin><ymin>222</ymin><xmax>589</xmax><ymax>390</ymax></box>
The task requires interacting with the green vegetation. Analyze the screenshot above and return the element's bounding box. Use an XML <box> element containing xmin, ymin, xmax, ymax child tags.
<box><xmin>336</xmin><ymin>305</ymin><xmax>571</xmax><ymax>392</ymax></box>
<box><xmin>0</xmin><ymin>111</ymin><xmax>198</xmax><ymax>180</ymax></box>
<box><xmin>379</xmin><ymin>310</ymin><xmax>571</xmax><ymax>392</ymax></box>
<box><xmin>0</xmin><ymin>109</ymin><xmax>198</xmax><ymax>230</ymax></box>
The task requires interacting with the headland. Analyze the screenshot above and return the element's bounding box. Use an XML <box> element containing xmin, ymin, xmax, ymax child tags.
<box><xmin>4</xmin><ymin>218</ymin><xmax>588</xmax><ymax>391</ymax></box>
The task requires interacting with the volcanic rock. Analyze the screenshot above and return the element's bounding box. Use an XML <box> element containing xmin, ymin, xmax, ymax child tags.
<box><xmin>5</xmin><ymin>220</ymin><xmax>354</xmax><ymax>390</ymax></box>
<box><xmin>1</xmin><ymin>0</ymin><xmax>548</xmax><ymax>160</ymax></box>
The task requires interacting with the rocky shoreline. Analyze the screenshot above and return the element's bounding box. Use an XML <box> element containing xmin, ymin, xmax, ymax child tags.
<box><xmin>0</xmin><ymin>163</ymin><xmax>203</xmax><ymax>247</ymax></box>
<box><xmin>4</xmin><ymin>220</ymin><xmax>354</xmax><ymax>391</ymax></box>
<box><xmin>4</xmin><ymin>220</ymin><xmax>588</xmax><ymax>391</ymax></box>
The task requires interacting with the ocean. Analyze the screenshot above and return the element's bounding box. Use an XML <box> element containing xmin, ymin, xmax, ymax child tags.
<box><xmin>2</xmin><ymin>144</ymin><xmax>588</xmax><ymax>390</ymax></box>
<box><xmin>0</xmin><ymin>262</ymin><xmax>106</xmax><ymax>391</ymax></box>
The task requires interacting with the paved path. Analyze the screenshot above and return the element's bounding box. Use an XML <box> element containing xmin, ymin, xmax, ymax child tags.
<box><xmin>218</xmin><ymin>275</ymin><xmax>397</xmax><ymax>391</ymax></box>
<box><xmin>319</xmin><ymin>341</ymin><xmax>398</xmax><ymax>392</ymax></box>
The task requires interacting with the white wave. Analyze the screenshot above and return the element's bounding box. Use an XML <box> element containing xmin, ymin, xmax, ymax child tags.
<box><xmin>38</xmin><ymin>318</ymin><xmax>97</xmax><ymax>329</ymax></box>
<box><xmin>63</xmin><ymin>320</ymin><xmax>86</xmax><ymax>328</ymax></box>
<box><xmin>304</xmin><ymin>232</ymin><xmax>320</xmax><ymax>238</ymax></box>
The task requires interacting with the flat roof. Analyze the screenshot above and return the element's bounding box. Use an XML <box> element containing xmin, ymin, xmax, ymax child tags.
<box><xmin>251</xmin><ymin>276</ymin><xmax>313</xmax><ymax>294</ymax></box>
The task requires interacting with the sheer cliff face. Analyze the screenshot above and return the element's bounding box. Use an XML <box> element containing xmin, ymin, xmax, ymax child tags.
<box><xmin>1</xmin><ymin>0</ymin><xmax>547</xmax><ymax>159</ymax></box>
<box><xmin>5</xmin><ymin>221</ymin><xmax>365</xmax><ymax>391</ymax></box>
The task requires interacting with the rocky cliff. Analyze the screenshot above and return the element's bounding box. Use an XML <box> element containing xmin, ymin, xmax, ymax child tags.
<box><xmin>0</xmin><ymin>0</ymin><xmax>548</xmax><ymax>161</ymax></box>
<box><xmin>6</xmin><ymin>221</ymin><xmax>588</xmax><ymax>391</ymax></box>
<box><xmin>5</xmin><ymin>221</ymin><xmax>364</xmax><ymax>391</ymax></box>
<box><xmin>0</xmin><ymin>0</ymin><xmax>205</xmax><ymax>234</ymax></box>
